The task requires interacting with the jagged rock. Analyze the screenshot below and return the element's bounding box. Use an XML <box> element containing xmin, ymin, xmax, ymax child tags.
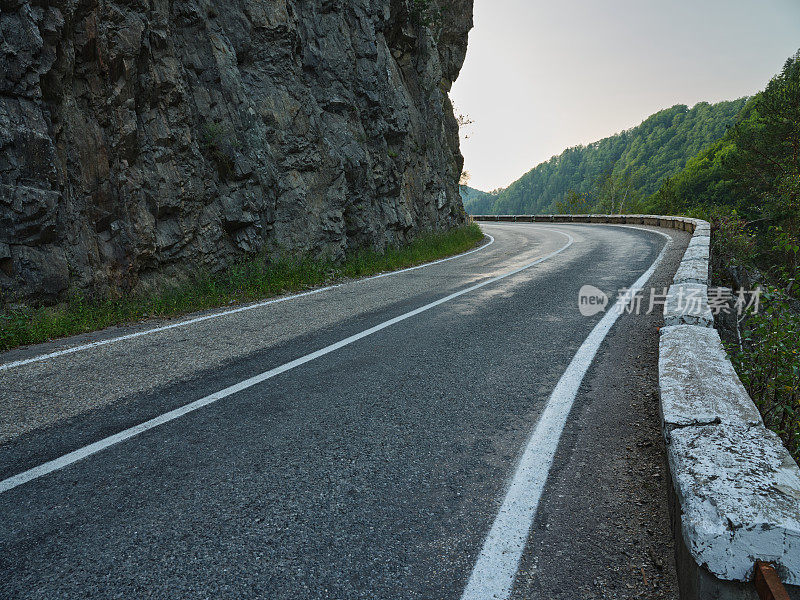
<box><xmin>0</xmin><ymin>0</ymin><xmax>473</xmax><ymax>304</ymax></box>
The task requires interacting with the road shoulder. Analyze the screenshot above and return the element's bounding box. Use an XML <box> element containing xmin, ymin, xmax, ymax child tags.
<box><xmin>510</xmin><ymin>228</ymin><xmax>689</xmax><ymax>600</ymax></box>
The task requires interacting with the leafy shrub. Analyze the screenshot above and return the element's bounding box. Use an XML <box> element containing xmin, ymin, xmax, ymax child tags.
<box><xmin>770</xmin><ymin>225</ymin><xmax>800</xmax><ymax>284</ymax></box>
<box><xmin>554</xmin><ymin>190</ymin><xmax>591</xmax><ymax>214</ymax></box>
<box><xmin>693</xmin><ymin>209</ymin><xmax>757</xmax><ymax>290</ymax></box>
<box><xmin>201</xmin><ymin>122</ymin><xmax>236</xmax><ymax>179</ymax></box>
<box><xmin>728</xmin><ymin>287</ymin><xmax>799</xmax><ymax>463</ymax></box>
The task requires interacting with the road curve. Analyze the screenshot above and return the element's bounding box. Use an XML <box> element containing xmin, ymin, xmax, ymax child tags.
<box><xmin>0</xmin><ymin>223</ymin><xmax>687</xmax><ymax>599</ymax></box>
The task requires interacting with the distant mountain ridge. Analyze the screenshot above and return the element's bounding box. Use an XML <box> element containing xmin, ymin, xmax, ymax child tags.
<box><xmin>646</xmin><ymin>52</ymin><xmax>800</xmax><ymax>219</ymax></box>
<box><xmin>464</xmin><ymin>99</ymin><xmax>748</xmax><ymax>215</ymax></box>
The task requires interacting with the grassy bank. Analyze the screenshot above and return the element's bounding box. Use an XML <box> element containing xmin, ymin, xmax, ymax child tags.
<box><xmin>0</xmin><ymin>224</ymin><xmax>484</xmax><ymax>353</ymax></box>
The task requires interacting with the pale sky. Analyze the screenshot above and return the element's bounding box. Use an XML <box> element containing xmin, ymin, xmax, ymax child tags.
<box><xmin>450</xmin><ymin>0</ymin><xmax>800</xmax><ymax>192</ymax></box>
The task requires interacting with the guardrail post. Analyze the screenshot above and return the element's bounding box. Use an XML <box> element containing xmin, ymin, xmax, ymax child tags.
<box><xmin>755</xmin><ymin>562</ymin><xmax>791</xmax><ymax>600</ymax></box>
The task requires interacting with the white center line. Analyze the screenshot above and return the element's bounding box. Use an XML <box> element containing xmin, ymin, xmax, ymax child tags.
<box><xmin>460</xmin><ymin>227</ymin><xmax>672</xmax><ymax>600</ymax></box>
<box><xmin>0</xmin><ymin>234</ymin><xmax>496</xmax><ymax>372</ymax></box>
<box><xmin>0</xmin><ymin>229</ymin><xmax>573</xmax><ymax>495</ymax></box>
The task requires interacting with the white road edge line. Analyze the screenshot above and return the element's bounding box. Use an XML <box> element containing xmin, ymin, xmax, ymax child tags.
<box><xmin>0</xmin><ymin>234</ymin><xmax>496</xmax><ymax>372</ymax></box>
<box><xmin>460</xmin><ymin>227</ymin><xmax>672</xmax><ymax>600</ymax></box>
<box><xmin>0</xmin><ymin>229</ymin><xmax>572</xmax><ymax>495</ymax></box>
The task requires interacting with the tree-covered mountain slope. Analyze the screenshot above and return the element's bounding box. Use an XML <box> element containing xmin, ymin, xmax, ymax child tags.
<box><xmin>647</xmin><ymin>51</ymin><xmax>799</xmax><ymax>222</ymax></box>
<box><xmin>459</xmin><ymin>185</ymin><xmax>494</xmax><ymax>214</ymax></box>
<box><xmin>465</xmin><ymin>99</ymin><xmax>747</xmax><ymax>215</ymax></box>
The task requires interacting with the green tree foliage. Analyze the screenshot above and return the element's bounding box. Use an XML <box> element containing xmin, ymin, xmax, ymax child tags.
<box><xmin>648</xmin><ymin>50</ymin><xmax>800</xmax><ymax>280</ymax></box>
<box><xmin>459</xmin><ymin>185</ymin><xmax>495</xmax><ymax>214</ymax></box>
<box><xmin>463</xmin><ymin>100</ymin><xmax>747</xmax><ymax>215</ymax></box>
<box><xmin>554</xmin><ymin>190</ymin><xmax>591</xmax><ymax>215</ymax></box>
<box><xmin>592</xmin><ymin>169</ymin><xmax>640</xmax><ymax>214</ymax></box>
<box><xmin>733</xmin><ymin>54</ymin><xmax>800</xmax><ymax>214</ymax></box>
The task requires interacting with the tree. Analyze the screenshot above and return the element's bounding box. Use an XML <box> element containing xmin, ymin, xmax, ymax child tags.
<box><xmin>555</xmin><ymin>190</ymin><xmax>591</xmax><ymax>214</ymax></box>
<box><xmin>646</xmin><ymin>49</ymin><xmax>800</xmax><ymax>281</ymax></box>
<box><xmin>731</xmin><ymin>52</ymin><xmax>800</xmax><ymax>220</ymax></box>
<box><xmin>592</xmin><ymin>166</ymin><xmax>635</xmax><ymax>214</ymax></box>
<box><xmin>453</xmin><ymin>103</ymin><xmax>474</xmax><ymax>140</ymax></box>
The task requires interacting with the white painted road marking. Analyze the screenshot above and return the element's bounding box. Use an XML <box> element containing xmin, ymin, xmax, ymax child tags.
<box><xmin>0</xmin><ymin>229</ymin><xmax>572</xmax><ymax>495</ymax></box>
<box><xmin>460</xmin><ymin>228</ymin><xmax>672</xmax><ymax>600</ymax></box>
<box><xmin>0</xmin><ymin>234</ymin><xmax>496</xmax><ymax>372</ymax></box>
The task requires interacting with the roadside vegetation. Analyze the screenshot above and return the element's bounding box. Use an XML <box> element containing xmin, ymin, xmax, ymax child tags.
<box><xmin>0</xmin><ymin>224</ymin><xmax>484</xmax><ymax>353</ymax></box>
<box><xmin>653</xmin><ymin>52</ymin><xmax>800</xmax><ymax>462</ymax></box>
<box><xmin>728</xmin><ymin>288</ymin><xmax>799</xmax><ymax>462</ymax></box>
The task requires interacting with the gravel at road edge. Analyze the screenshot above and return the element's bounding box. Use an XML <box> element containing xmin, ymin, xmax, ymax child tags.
<box><xmin>510</xmin><ymin>228</ymin><xmax>689</xmax><ymax>600</ymax></box>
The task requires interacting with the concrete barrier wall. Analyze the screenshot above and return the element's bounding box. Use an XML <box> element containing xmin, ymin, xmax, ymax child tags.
<box><xmin>472</xmin><ymin>214</ymin><xmax>800</xmax><ymax>599</ymax></box>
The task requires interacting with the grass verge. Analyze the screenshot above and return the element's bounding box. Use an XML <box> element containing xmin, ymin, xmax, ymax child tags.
<box><xmin>0</xmin><ymin>224</ymin><xmax>485</xmax><ymax>353</ymax></box>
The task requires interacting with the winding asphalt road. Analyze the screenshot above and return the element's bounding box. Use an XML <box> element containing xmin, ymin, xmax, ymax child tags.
<box><xmin>0</xmin><ymin>223</ymin><xmax>688</xmax><ymax>599</ymax></box>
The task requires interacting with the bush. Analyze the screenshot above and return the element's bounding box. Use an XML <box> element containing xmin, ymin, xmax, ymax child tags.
<box><xmin>201</xmin><ymin>122</ymin><xmax>236</xmax><ymax>178</ymax></box>
<box><xmin>728</xmin><ymin>286</ymin><xmax>800</xmax><ymax>463</ymax></box>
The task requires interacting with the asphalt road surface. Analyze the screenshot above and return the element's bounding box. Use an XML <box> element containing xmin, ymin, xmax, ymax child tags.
<box><xmin>0</xmin><ymin>223</ymin><xmax>689</xmax><ymax>599</ymax></box>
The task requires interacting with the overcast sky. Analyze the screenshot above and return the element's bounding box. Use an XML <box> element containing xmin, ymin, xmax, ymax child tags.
<box><xmin>450</xmin><ymin>0</ymin><xmax>800</xmax><ymax>192</ymax></box>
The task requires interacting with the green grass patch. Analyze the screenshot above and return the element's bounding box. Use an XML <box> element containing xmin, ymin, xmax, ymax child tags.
<box><xmin>0</xmin><ymin>224</ymin><xmax>484</xmax><ymax>352</ymax></box>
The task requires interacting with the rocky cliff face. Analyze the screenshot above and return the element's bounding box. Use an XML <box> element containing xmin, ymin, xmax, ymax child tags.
<box><xmin>0</xmin><ymin>0</ymin><xmax>472</xmax><ymax>304</ymax></box>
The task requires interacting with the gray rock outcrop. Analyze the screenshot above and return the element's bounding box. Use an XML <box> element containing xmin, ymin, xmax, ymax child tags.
<box><xmin>0</xmin><ymin>0</ymin><xmax>473</xmax><ymax>304</ymax></box>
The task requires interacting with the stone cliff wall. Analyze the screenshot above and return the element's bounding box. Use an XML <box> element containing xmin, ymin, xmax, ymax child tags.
<box><xmin>0</xmin><ymin>0</ymin><xmax>473</xmax><ymax>304</ymax></box>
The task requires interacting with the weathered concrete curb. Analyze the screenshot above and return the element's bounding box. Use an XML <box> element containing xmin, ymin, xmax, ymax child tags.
<box><xmin>664</xmin><ymin>283</ymin><xmax>714</xmax><ymax>327</ymax></box>
<box><xmin>672</xmin><ymin>258</ymin><xmax>710</xmax><ymax>286</ymax></box>
<box><xmin>659</xmin><ymin>325</ymin><xmax>762</xmax><ymax>429</ymax></box>
<box><xmin>472</xmin><ymin>214</ymin><xmax>800</xmax><ymax>598</ymax></box>
<box><xmin>655</xmin><ymin>217</ymin><xmax>800</xmax><ymax>598</ymax></box>
<box><xmin>669</xmin><ymin>423</ymin><xmax>800</xmax><ymax>584</ymax></box>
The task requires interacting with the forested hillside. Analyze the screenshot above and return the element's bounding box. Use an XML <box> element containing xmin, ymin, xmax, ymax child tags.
<box><xmin>645</xmin><ymin>50</ymin><xmax>800</xmax><ymax>292</ymax></box>
<box><xmin>465</xmin><ymin>99</ymin><xmax>747</xmax><ymax>215</ymax></box>
<box><xmin>647</xmin><ymin>53</ymin><xmax>799</xmax><ymax>224</ymax></box>
<box><xmin>459</xmin><ymin>186</ymin><xmax>494</xmax><ymax>214</ymax></box>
